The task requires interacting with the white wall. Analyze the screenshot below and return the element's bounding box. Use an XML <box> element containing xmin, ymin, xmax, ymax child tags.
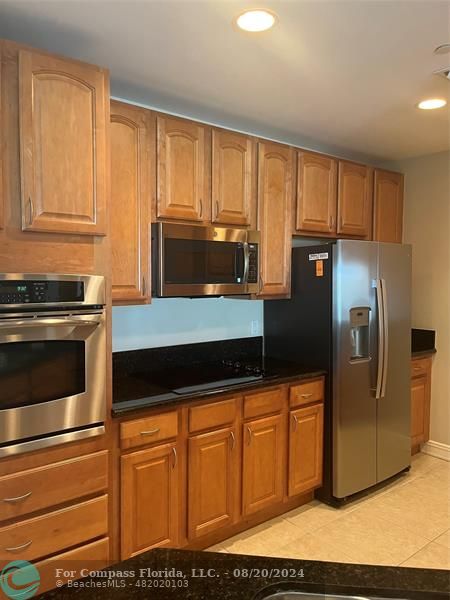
<box><xmin>112</xmin><ymin>298</ymin><xmax>263</xmax><ymax>352</ymax></box>
<box><xmin>388</xmin><ymin>151</ymin><xmax>450</xmax><ymax>448</ymax></box>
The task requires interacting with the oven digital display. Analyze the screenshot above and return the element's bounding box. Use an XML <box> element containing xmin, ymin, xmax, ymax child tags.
<box><xmin>0</xmin><ymin>281</ymin><xmax>84</xmax><ymax>304</ymax></box>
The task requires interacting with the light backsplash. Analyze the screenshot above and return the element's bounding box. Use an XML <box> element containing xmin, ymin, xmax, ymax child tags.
<box><xmin>112</xmin><ymin>297</ymin><xmax>263</xmax><ymax>352</ymax></box>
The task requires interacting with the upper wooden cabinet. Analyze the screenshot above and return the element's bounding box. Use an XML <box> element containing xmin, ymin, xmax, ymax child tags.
<box><xmin>373</xmin><ymin>169</ymin><xmax>404</xmax><ymax>243</ymax></box>
<box><xmin>337</xmin><ymin>161</ymin><xmax>373</xmax><ymax>238</ymax></box>
<box><xmin>211</xmin><ymin>129</ymin><xmax>256</xmax><ymax>227</ymax></box>
<box><xmin>156</xmin><ymin>115</ymin><xmax>210</xmax><ymax>222</ymax></box>
<box><xmin>110</xmin><ymin>101</ymin><xmax>153</xmax><ymax>304</ymax></box>
<box><xmin>258</xmin><ymin>141</ymin><xmax>293</xmax><ymax>297</ymax></box>
<box><xmin>19</xmin><ymin>49</ymin><xmax>108</xmax><ymax>235</ymax></box>
<box><xmin>296</xmin><ymin>152</ymin><xmax>337</xmax><ymax>234</ymax></box>
<box><xmin>0</xmin><ymin>41</ymin><xmax>3</xmax><ymax>231</ymax></box>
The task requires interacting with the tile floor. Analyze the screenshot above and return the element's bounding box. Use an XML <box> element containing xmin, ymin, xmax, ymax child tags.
<box><xmin>207</xmin><ymin>453</ymin><xmax>450</xmax><ymax>569</ymax></box>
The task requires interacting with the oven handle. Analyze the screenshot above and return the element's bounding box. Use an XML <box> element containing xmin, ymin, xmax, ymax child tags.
<box><xmin>0</xmin><ymin>318</ymin><xmax>101</xmax><ymax>329</ymax></box>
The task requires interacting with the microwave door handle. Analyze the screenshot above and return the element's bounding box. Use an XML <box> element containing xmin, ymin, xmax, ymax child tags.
<box><xmin>242</xmin><ymin>242</ymin><xmax>250</xmax><ymax>283</ymax></box>
<box><xmin>0</xmin><ymin>318</ymin><xmax>100</xmax><ymax>329</ymax></box>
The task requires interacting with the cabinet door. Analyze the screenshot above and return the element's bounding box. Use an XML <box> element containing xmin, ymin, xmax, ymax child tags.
<box><xmin>110</xmin><ymin>101</ymin><xmax>153</xmax><ymax>304</ymax></box>
<box><xmin>373</xmin><ymin>169</ymin><xmax>404</xmax><ymax>243</ymax></box>
<box><xmin>156</xmin><ymin>115</ymin><xmax>210</xmax><ymax>222</ymax></box>
<box><xmin>0</xmin><ymin>41</ymin><xmax>3</xmax><ymax>231</ymax></box>
<box><xmin>19</xmin><ymin>49</ymin><xmax>108</xmax><ymax>235</ymax></box>
<box><xmin>188</xmin><ymin>427</ymin><xmax>238</xmax><ymax>539</ymax></box>
<box><xmin>211</xmin><ymin>129</ymin><xmax>255</xmax><ymax>227</ymax></box>
<box><xmin>121</xmin><ymin>443</ymin><xmax>180</xmax><ymax>559</ymax></box>
<box><xmin>258</xmin><ymin>141</ymin><xmax>293</xmax><ymax>297</ymax></box>
<box><xmin>411</xmin><ymin>376</ymin><xmax>428</xmax><ymax>448</ymax></box>
<box><xmin>337</xmin><ymin>161</ymin><xmax>373</xmax><ymax>238</ymax></box>
<box><xmin>288</xmin><ymin>403</ymin><xmax>324</xmax><ymax>497</ymax></box>
<box><xmin>296</xmin><ymin>152</ymin><xmax>337</xmax><ymax>234</ymax></box>
<box><xmin>242</xmin><ymin>414</ymin><xmax>285</xmax><ymax>516</ymax></box>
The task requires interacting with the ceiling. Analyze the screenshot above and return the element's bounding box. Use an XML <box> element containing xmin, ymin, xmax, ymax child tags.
<box><xmin>0</xmin><ymin>0</ymin><xmax>449</xmax><ymax>162</ymax></box>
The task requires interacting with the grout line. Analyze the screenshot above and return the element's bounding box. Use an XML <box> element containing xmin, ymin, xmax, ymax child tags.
<box><xmin>398</xmin><ymin>540</ymin><xmax>435</xmax><ymax>567</ymax></box>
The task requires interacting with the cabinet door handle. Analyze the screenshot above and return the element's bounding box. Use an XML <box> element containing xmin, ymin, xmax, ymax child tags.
<box><xmin>292</xmin><ymin>414</ymin><xmax>299</xmax><ymax>432</ymax></box>
<box><xmin>215</xmin><ymin>200</ymin><xmax>220</xmax><ymax>218</ymax></box>
<box><xmin>5</xmin><ymin>540</ymin><xmax>32</xmax><ymax>553</ymax></box>
<box><xmin>28</xmin><ymin>196</ymin><xmax>34</xmax><ymax>225</ymax></box>
<box><xmin>3</xmin><ymin>492</ymin><xmax>32</xmax><ymax>504</ymax></box>
<box><xmin>172</xmin><ymin>447</ymin><xmax>177</xmax><ymax>469</ymax></box>
<box><xmin>329</xmin><ymin>215</ymin><xmax>334</xmax><ymax>230</ymax></box>
<box><xmin>140</xmin><ymin>428</ymin><xmax>160</xmax><ymax>436</ymax></box>
<box><xmin>230</xmin><ymin>430</ymin><xmax>236</xmax><ymax>450</ymax></box>
<box><xmin>301</xmin><ymin>393</ymin><xmax>313</xmax><ymax>399</ymax></box>
<box><xmin>142</xmin><ymin>276</ymin><xmax>146</xmax><ymax>296</ymax></box>
<box><xmin>259</xmin><ymin>275</ymin><xmax>264</xmax><ymax>293</ymax></box>
<box><xmin>246</xmin><ymin>426</ymin><xmax>253</xmax><ymax>445</ymax></box>
<box><xmin>199</xmin><ymin>198</ymin><xmax>203</xmax><ymax>218</ymax></box>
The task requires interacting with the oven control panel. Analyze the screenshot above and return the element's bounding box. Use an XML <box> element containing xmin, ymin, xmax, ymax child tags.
<box><xmin>248</xmin><ymin>244</ymin><xmax>258</xmax><ymax>284</ymax></box>
<box><xmin>0</xmin><ymin>280</ymin><xmax>84</xmax><ymax>305</ymax></box>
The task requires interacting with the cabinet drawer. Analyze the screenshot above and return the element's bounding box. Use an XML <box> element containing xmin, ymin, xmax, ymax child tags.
<box><xmin>289</xmin><ymin>379</ymin><xmax>324</xmax><ymax>408</ymax></box>
<box><xmin>411</xmin><ymin>357</ymin><xmax>431</xmax><ymax>378</ymax></box>
<box><xmin>0</xmin><ymin>495</ymin><xmax>108</xmax><ymax>567</ymax></box>
<box><xmin>189</xmin><ymin>398</ymin><xmax>237</xmax><ymax>433</ymax></box>
<box><xmin>243</xmin><ymin>387</ymin><xmax>284</xmax><ymax>419</ymax></box>
<box><xmin>0</xmin><ymin>451</ymin><xmax>108</xmax><ymax>523</ymax></box>
<box><xmin>120</xmin><ymin>411</ymin><xmax>178</xmax><ymax>450</ymax></box>
<box><xmin>36</xmin><ymin>537</ymin><xmax>110</xmax><ymax>595</ymax></box>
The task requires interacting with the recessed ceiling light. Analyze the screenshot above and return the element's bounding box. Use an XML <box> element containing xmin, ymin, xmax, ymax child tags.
<box><xmin>235</xmin><ymin>9</ymin><xmax>277</xmax><ymax>33</ymax></box>
<box><xmin>434</xmin><ymin>44</ymin><xmax>450</xmax><ymax>55</ymax></box>
<box><xmin>417</xmin><ymin>98</ymin><xmax>447</xmax><ymax>110</ymax></box>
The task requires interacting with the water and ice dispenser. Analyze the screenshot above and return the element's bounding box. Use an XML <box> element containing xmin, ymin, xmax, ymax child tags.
<box><xmin>349</xmin><ymin>307</ymin><xmax>370</xmax><ymax>361</ymax></box>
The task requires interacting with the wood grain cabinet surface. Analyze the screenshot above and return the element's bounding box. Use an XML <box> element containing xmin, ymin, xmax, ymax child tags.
<box><xmin>296</xmin><ymin>151</ymin><xmax>337</xmax><ymax>234</ymax></box>
<box><xmin>18</xmin><ymin>49</ymin><xmax>108</xmax><ymax>235</ymax></box>
<box><xmin>188</xmin><ymin>426</ymin><xmax>238</xmax><ymax>539</ymax></box>
<box><xmin>211</xmin><ymin>129</ymin><xmax>256</xmax><ymax>227</ymax></box>
<box><xmin>373</xmin><ymin>169</ymin><xmax>404</xmax><ymax>243</ymax></box>
<box><xmin>257</xmin><ymin>141</ymin><xmax>293</xmax><ymax>297</ymax></box>
<box><xmin>337</xmin><ymin>161</ymin><xmax>373</xmax><ymax>238</ymax></box>
<box><xmin>120</xmin><ymin>442</ymin><xmax>180</xmax><ymax>558</ymax></box>
<box><xmin>411</xmin><ymin>356</ymin><xmax>432</xmax><ymax>453</ymax></box>
<box><xmin>0</xmin><ymin>41</ymin><xmax>3</xmax><ymax>231</ymax></box>
<box><xmin>156</xmin><ymin>114</ymin><xmax>210</xmax><ymax>222</ymax></box>
<box><xmin>110</xmin><ymin>101</ymin><xmax>153</xmax><ymax>304</ymax></box>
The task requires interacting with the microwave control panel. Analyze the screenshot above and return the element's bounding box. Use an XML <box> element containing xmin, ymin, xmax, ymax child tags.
<box><xmin>0</xmin><ymin>281</ymin><xmax>84</xmax><ymax>305</ymax></box>
<box><xmin>248</xmin><ymin>244</ymin><xmax>258</xmax><ymax>283</ymax></box>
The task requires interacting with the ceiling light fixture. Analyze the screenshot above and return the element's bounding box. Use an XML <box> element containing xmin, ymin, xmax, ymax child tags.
<box><xmin>434</xmin><ymin>44</ymin><xmax>450</xmax><ymax>55</ymax></box>
<box><xmin>235</xmin><ymin>9</ymin><xmax>277</xmax><ymax>32</ymax></box>
<box><xmin>417</xmin><ymin>98</ymin><xmax>447</xmax><ymax>110</ymax></box>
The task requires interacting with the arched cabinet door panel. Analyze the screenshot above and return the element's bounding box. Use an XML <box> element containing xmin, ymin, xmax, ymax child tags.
<box><xmin>373</xmin><ymin>169</ymin><xmax>404</xmax><ymax>243</ymax></box>
<box><xmin>337</xmin><ymin>160</ymin><xmax>373</xmax><ymax>238</ymax></box>
<box><xmin>19</xmin><ymin>49</ymin><xmax>108</xmax><ymax>235</ymax></box>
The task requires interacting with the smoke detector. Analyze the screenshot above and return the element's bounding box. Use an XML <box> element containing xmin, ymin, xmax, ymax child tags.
<box><xmin>433</xmin><ymin>66</ymin><xmax>450</xmax><ymax>80</ymax></box>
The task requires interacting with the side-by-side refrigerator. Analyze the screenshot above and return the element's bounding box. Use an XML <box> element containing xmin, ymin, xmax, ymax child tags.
<box><xmin>264</xmin><ymin>240</ymin><xmax>412</xmax><ymax>505</ymax></box>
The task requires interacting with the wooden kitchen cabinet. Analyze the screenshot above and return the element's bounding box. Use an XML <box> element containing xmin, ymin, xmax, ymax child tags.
<box><xmin>337</xmin><ymin>161</ymin><xmax>373</xmax><ymax>238</ymax></box>
<box><xmin>257</xmin><ymin>141</ymin><xmax>294</xmax><ymax>297</ymax></box>
<box><xmin>0</xmin><ymin>41</ymin><xmax>3</xmax><ymax>231</ymax></box>
<box><xmin>156</xmin><ymin>114</ymin><xmax>210</xmax><ymax>222</ymax></box>
<box><xmin>242</xmin><ymin>413</ymin><xmax>285</xmax><ymax>516</ymax></box>
<box><xmin>188</xmin><ymin>426</ymin><xmax>238</xmax><ymax>539</ymax></box>
<box><xmin>211</xmin><ymin>129</ymin><xmax>256</xmax><ymax>227</ymax></box>
<box><xmin>121</xmin><ymin>442</ymin><xmax>180</xmax><ymax>558</ymax></box>
<box><xmin>411</xmin><ymin>356</ymin><xmax>432</xmax><ymax>453</ymax></box>
<box><xmin>373</xmin><ymin>169</ymin><xmax>404</xmax><ymax>243</ymax></box>
<box><xmin>296</xmin><ymin>151</ymin><xmax>337</xmax><ymax>234</ymax></box>
<box><xmin>288</xmin><ymin>403</ymin><xmax>324</xmax><ymax>497</ymax></box>
<box><xmin>18</xmin><ymin>48</ymin><xmax>108</xmax><ymax>235</ymax></box>
<box><xmin>110</xmin><ymin>101</ymin><xmax>153</xmax><ymax>304</ymax></box>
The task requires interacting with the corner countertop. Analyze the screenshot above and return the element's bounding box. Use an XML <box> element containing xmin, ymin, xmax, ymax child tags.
<box><xmin>411</xmin><ymin>349</ymin><xmax>436</xmax><ymax>359</ymax></box>
<box><xmin>36</xmin><ymin>548</ymin><xmax>450</xmax><ymax>600</ymax></box>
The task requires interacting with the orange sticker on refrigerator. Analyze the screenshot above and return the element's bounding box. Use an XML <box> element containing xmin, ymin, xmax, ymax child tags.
<box><xmin>316</xmin><ymin>260</ymin><xmax>324</xmax><ymax>277</ymax></box>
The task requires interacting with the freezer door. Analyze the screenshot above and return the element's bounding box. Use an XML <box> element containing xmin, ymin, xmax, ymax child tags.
<box><xmin>376</xmin><ymin>243</ymin><xmax>412</xmax><ymax>482</ymax></box>
<box><xmin>333</xmin><ymin>240</ymin><xmax>379</xmax><ymax>498</ymax></box>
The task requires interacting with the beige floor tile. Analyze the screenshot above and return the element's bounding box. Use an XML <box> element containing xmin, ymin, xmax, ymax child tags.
<box><xmin>309</xmin><ymin>509</ymin><xmax>430</xmax><ymax>565</ymax></box>
<box><xmin>433</xmin><ymin>530</ymin><xmax>450</xmax><ymax>549</ymax></box>
<box><xmin>283</xmin><ymin>501</ymin><xmax>345</xmax><ymax>534</ymax></box>
<box><xmin>408</xmin><ymin>453</ymin><xmax>446</xmax><ymax>479</ymax></box>
<box><xmin>276</xmin><ymin>532</ymin><xmax>354</xmax><ymax>564</ymax></box>
<box><xmin>401</xmin><ymin>542</ymin><xmax>450</xmax><ymax>570</ymax></box>
<box><xmin>222</xmin><ymin>518</ymin><xmax>305</xmax><ymax>557</ymax></box>
<box><xmin>205</xmin><ymin>544</ymin><xmax>229</xmax><ymax>553</ymax></box>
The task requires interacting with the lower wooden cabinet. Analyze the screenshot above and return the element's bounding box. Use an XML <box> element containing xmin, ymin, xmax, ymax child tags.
<box><xmin>288</xmin><ymin>403</ymin><xmax>324</xmax><ymax>497</ymax></box>
<box><xmin>242</xmin><ymin>414</ymin><xmax>285</xmax><ymax>516</ymax></box>
<box><xmin>411</xmin><ymin>356</ymin><xmax>432</xmax><ymax>453</ymax></box>
<box><xmin>120</xmin><ymin>442</ymin><xmax>180</xmax><ymax>558</ymax></box>
<box><xmin>188</xmin><ymin>426</ymin><xmax>238</xmax><ymax>539</ymax></box>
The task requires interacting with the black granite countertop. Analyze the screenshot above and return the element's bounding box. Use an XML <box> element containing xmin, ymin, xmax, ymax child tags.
<box><xmin>411</xmin><ymin>349</ymin><xmax>437</xmax><ymax>358</ymax></box>
<box><xmin>112</xmin><ymin>338</ymin><xmax>325</xmax><ymax>416</ymax></box>
<box><xmin>411</xmin><ymin>329</ymin><xmax>436</xmax><ymax>358</ymax></box>
<box><xmin>37</xmin><ymin>548</ymin><xmax>450</xmax><ymax>600</ymax></box>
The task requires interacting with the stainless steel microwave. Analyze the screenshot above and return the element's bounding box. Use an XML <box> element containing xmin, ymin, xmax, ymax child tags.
<box><xmin>152</xmin><ymin>223</ymin><xmax>260</xmax><ymax>297</ymax></box>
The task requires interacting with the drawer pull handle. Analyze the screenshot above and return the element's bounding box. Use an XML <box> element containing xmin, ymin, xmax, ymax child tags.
<box><xmin>300</xmin><ymin>393</ymin><xmax>313</xmax><ymax>399</ymax></box>
<box><xmin>3</xmin><ymin>492</ymin><xmax>32</xmax><ymax>503</ymax></box>
<box><xmin>5</xmin><ymin>540</ymin><xmax>32</xmax><ymax>553</ymax></box>
<box><xmin>292</xmin><ymin>414</ymin><xmax>299</xmax><ymax>432</ymax></box>
<box><xmin>247</xmin><ymin>426</ymin><xmax>253</xmax><ymax>445</ymax></box>
<box><xmin>230</xmin><ymin>430</ymin><xmax>236</xmax><ymax>450</ymax></box>
<box><xmin>172</xmin><ymin>447</ymin><xmax>177</xmax><ymax>469</ymax></box>
<box><xmin>140</xmin><ymin>428</ymin><xmax>160</xmax><ymax>436</ymax></box>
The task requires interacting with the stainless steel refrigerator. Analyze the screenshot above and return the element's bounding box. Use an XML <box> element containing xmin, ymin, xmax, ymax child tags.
<box><xmin>264</xmin><ymin>240</ymin><xmax>412</xmax><ymax>505</ymax></box>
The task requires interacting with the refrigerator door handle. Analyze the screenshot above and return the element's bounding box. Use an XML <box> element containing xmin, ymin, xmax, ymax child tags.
<box><xmin>380</xmin><ymin>278</ymin><xmax>389</xmax><ymax>398</ymax></box>
<box><xmin>374</xmin><ymin>279</ymin><xmax>385</xmax><ymax>399</ymax></box>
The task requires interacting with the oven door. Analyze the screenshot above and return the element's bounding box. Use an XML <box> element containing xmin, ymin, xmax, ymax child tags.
<box><xmin>154</xmin><ymin>223</ymin><xmax>259</xmax><ymax>296</ymax></box>
<box><xmin>0</xmin><ymin>311</ymin><xmax>106</xmax><ymax>456</ymax></box>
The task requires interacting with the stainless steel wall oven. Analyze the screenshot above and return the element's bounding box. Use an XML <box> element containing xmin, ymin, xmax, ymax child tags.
<box><xmin>0</xmin><ymin>274</ymin><xmax>106</xmax><ymax>457</ymax></box>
